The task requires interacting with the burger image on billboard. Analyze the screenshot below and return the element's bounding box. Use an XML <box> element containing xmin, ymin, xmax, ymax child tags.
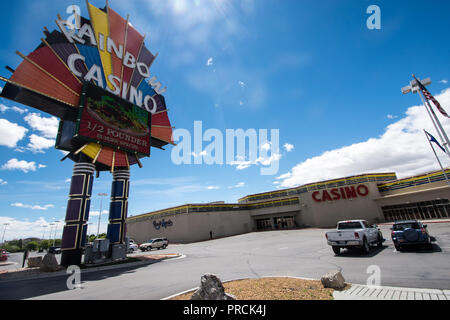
<box><xmin>76</xmin><ymin>82</ymin><xmax>151</xmax><ymax>156</ymax></box>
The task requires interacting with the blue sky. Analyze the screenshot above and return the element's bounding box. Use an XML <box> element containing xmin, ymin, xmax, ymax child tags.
<box><xmin>0</xmin><ymin>0</ymin><xmax>449</xmax><ymax>240</ymax></box>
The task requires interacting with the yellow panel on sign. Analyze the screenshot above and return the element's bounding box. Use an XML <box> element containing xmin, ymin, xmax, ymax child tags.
<box><xmin>87</xmin><ymin>3</ymin><xmax>114</xmax><ymax>91</ymax></box>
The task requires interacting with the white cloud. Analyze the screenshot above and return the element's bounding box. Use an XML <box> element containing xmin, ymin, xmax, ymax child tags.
<box><xmin>0</xmin><ymin>178</ymin><xmax>7</xmax><ymax>185</ymax></box>
<box><xmin>11</xmin><ymin>203</ymin><xmax>54</xmax><ymax>211</ymax></box>
<box><xmin>238</xmin><ymin>81</ymin><xmax>245</xmax><ymax>88</ymax></box>
<box><xmin>229</xmin><ymin>153</ymin><xmax>282</xmax><ymax>171</ymax></box>
<box><xmin>192</xmin><ymin>150</ymin><xmax>207</xmax><ymax>158</ymax></box>
<box><xmin>27</xmin><ymin>134</ymin><xmax>55</xmax><ymax>153</ymax></box>
<box><xmin>206</xmin><ymin>186</ymin><xmax>220</xmax><ymax>190</ymax></box>
<box><xmin>387</xmin><ymin>114</ymin><xmax>398</xmax><ymax>119</ymax></box>
<box><xmin>0</xmin><ymin>118</ymin><xmax>28</xmax><ymax>148</ymax></box>
<box><xmin>11</xmin><ymin>106</ymin><xmax>28</xmax><ymax>114</ymax></box>
<box><xmin>276</xmin><ymin>88</ymin><xmax>450</xmax><ymax>188</ymax></box>
<box><xmin>23</xmin><ymin>113</ymin><xmax>58</xmax><ymax>139</ymax></box>
<box><xmin>440</xmin><ymin>80</ymin><xmax>448</xmax><ymax>84</ymax></box>
<box><xmin>206</xmin><ymin>57</ymin><xmax>214</xmax><ymax>66</ymax></box>
<box><xmin>229</xmin><ymin>182</ymin><xmax>245</xmax><ymax>189</ymax></box>
<box><xmin>0</xmin><ymin>104</ymin><xmax>28</xmax><ymax>114</ymax></box>
<box><xmin>0</xmin><ymin>104</ymin><xmax>9</xmax><ymax>113</ymax></box>
<box><xmin>0</xmin><ymin>216</ymin><xmax>60</xmax><ymax>241</ymax></box>
<box><xmin>89</xmin><ymin>210</ymin><xmax>109</xmax><ymax>217</ymax></box>
<box><xmin>1</xmin><ymin>158</ymin><xmax>40</xmax><ymax>173</ymax></box>
<box><xmin>283</xmin><ymin>143</ymin><xmax>294</xmax><ymax>152</ymax></box>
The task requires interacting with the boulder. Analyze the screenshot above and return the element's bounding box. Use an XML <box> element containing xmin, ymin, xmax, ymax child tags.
<box><xmin>321</xmin><ymin>270</ymin><xmax>346</xmax><ymax>289</ymax></box>
<box><xmin>191</xmin><ymin>274</ymin><xmax>236</xmax><ymax>300</ymax></box>
<box><xmin>27</xmin><ymin>257</ymin><xmax>43</xmax><ymax>268</ymax></box>
<box><xmin>39</xmin><ymin>253</ymin><xmax>59</xmax><ymax>272</ymax></box>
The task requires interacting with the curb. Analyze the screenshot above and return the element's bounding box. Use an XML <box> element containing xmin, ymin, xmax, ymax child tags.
<box><xmin>0</xmin><ymin>254</ymin><xmax>182</xmax><ymax>284</ymax></box>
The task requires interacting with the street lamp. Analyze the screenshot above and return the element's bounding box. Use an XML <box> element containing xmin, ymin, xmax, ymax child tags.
<box><xmin>97</xmin><ymin>193</ymin><xmax>108</xmax><ymax>238</ymax></box>
<box><xmin>53</xmin><ymin>221</ymin><xmax>61</xmax><ymax>247</ymax></box>
<box><xmin>1</xmin><ymin>223</ymin><xmax>10</xmax><ymax>245</ymax></box>
<box><xmin>48</xmin><ymin>223</ymin><xmax>55</xmax><ymax>241</ymax></box>
<box><xmin>41</xmin><ymin>225</ymin><xmax>48</xmax><ymax>241</ymax></box>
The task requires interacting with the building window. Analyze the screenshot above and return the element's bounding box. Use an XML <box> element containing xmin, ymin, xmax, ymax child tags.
<box><xmin>381</xmin><ymin>198</ymin><xmax>450</xmax><ymax>221</ymax></box>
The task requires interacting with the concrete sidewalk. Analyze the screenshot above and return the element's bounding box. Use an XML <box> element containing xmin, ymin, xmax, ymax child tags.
<box><xmin>334</xmin><ymin>284</ymin><xmax>450</xmax><ymax>300</ymax></box>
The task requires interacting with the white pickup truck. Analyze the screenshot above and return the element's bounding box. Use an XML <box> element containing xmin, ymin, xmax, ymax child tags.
<box><xmin>325</xmin><ymin>220</ymin><xmax>383</xmax><ymax>255</ymax></box>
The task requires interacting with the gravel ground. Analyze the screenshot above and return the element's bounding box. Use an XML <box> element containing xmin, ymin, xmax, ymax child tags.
<box><xmin>170</xmin><ymin>277</ymin><xmax>351</xmax><ymax>300</ymax></box>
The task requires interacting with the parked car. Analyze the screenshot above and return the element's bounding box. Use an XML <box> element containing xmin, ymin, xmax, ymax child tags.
<box><xmin>48</xmin><ymin>246</ymin><xmax>62</xmax><ymax>254</ymax></box>
<box><xmin>127</xmin><ymin>240</ymin><xmax>139</xmax><ymax>253</ymax></box>
<box><xmin>139</xmin><ymin>238</ymin><xmax>168</xmax><ymax>251</ymax></box>
<box><xmin>391</xmin><ymin>220</ymin><xmax>432</xmax><ymax>251</ymax></box>
<box><xmin>0</xmin><ymin>249</ymin><xmax>8</xmax><ymax>262</ymax></box>
<box><xmin>325</xmin><ymin>220</ymin><xmax>383</xmax><ymax>255</ymax></box>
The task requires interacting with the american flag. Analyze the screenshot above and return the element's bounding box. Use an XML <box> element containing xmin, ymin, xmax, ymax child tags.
<box><xmin>414</xmin><ymin>75</ymin><xmax>450</xmax><ymax>118</ymax></box>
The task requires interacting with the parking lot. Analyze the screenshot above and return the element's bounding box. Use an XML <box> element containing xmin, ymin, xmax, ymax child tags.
<box><xmin>0</xmin><ymin>221</ymin><xmax>449</xmax><ymax>299</ymax></box>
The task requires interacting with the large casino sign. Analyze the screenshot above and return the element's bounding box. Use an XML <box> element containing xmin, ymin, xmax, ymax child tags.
<box><xmin>312</xmin><ymin>184</ymin><xmax>369</xmax><ymax>202</ymax></box>
<box><xmin>0</xmin><ymin>2</ymin><xmax>174</xmax><ymax>266</ymax></box>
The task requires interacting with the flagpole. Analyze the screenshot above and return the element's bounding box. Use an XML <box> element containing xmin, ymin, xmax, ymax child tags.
<box><xmin>424</xmin><ymin>130</ymin><xmax>450</xmax><ymax>187</ymax></box>
<box><xmin>415</xmin><ymin>77</ymin><xmax>450</xmax><ymax>159</ymax></box>
<box><xmin>418</xmin><ymin>91</ymin><xmax>449</xmax><ymax>153</ymax></box>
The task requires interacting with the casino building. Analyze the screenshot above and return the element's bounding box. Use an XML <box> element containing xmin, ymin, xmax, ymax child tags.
<box><xmin>126</xmin><ymin>169</ymin><xmax>450</xmax><ymax>244</ymax></box>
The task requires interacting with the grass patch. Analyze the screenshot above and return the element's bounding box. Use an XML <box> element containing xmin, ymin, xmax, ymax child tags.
<box><xmin>171</xmin><ymin>277</ymin><xmax>351</xmax><ymax>300</ymax></box>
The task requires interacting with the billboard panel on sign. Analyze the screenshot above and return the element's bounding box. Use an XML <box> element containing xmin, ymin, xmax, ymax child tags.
<box><xmin>76</xmin><ymin>82</ymin><xmax>151</xmax><ymax>157</ymax></box>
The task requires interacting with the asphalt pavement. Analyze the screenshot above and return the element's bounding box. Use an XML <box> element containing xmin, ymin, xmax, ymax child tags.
<box><xmin>0</xmin><ymin>222</ymin><xmax>449</xmax><ymax>300</ymax></box>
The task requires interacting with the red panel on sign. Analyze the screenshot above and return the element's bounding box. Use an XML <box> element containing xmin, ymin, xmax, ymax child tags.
<box><xmin>108</xmin><ymin>7</ymin><xmax>127</xmax><ymax>79</ymax></box>
<box><xmin>28</xmin><ymin>46</ymin><xmax>82</xmax><ymax>94</ymax></box>
<box><xmin>10</xmin><ymin>59</ymin><xmax>79</xmax><ymax>106</ymax></box>
<box><xmin>122</xmin><ymin>24</ymin><xmax>144</xmax><ymax>87</ymax></box>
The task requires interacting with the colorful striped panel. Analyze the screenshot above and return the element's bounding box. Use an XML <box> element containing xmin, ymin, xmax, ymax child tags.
<box><xmin>152</xmin><ymin>126</ymin><xmax>173</xmax><ymax>144</ymax></box>
<box><xmin>152</xmin><ymin>111</ymin><xmax>171</xmax><ymax>126</ymax></box>
<box><xmin>122</xmin><ymin>23</ymin><xmax>144</xmax><ymax>87</ymax></box>
<box><xmin>130</xmin><ymin>46</ymin><xmax>155</xmax><ymax>89</ymax></box>
<box><xmin>88</xmin><ymin>3</ymin><xmax>114</xmax><ymax>91</ymax></box>
<box><xmin>27</xmin><ymin>46</ymin><xmax>82</xmax><ymax>94</ymax></box>
<box><xmin>107</xmin><ymin>7</ymin><xmax>127</xmax><ymax>79</ymax></box>
<box><xmin>10</xmin><ymin>59</ymin><xmax>79</xmax><ymax>106</ymax></box>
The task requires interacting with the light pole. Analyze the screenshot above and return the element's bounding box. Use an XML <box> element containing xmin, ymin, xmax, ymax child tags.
<box><xmin>97</xmin><ymin>193</ymin><xmax>108</xmax><ymax>238</ymax></box>
<box><xmin>41</xmin><ymin>225</ymin><xmax>48</xmax><ymax>240</ymax></box>
<box><xmin>48</xmin><ymin>223</ymin><xmax>54</xmax><ymax>242</ymax></box>
<box><xmin>53</xmin><ymin>220</ymin><xmax>62</xmax><ymax>247</ymax></box>
<box><xmin>1</xmin><ymin>223</ymin><xmax>10</xmax><ymax>245</ymax></box>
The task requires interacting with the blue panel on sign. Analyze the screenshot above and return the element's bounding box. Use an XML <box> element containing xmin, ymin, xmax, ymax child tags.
<box><xmin>87</xmin><ymin>175</ymin><xmax>93</xmax><ymax>197</ymax></box>
<box><xmin>81</xmin><ymin>225</ymin><xmax>88</xmax><ymax>247</ymax></box>
<box><xmin>109</xmin><ymin>201</ymin><xmax>123</xmax><ymax>220</ymax></box>
<box><xmin>66</xmin><ymin>199</ymin><xmax>82</xmax><ymax>222</ymax></box>
<box><xmin>70</xmin><ymin>175</ymin><xmax>85</xmax><ymax>195</ymax></box>
<box><xmin>61</xmin><ymin>225</ymin><xmax>78</xmax><ymax>250</ymax></box>
<box><xmin>111</xmin><ymin>180</ymin><xmax>125</xmax><ymax>198</ymax></box>
<box><xmin>107</xmin><ymin>223</ymin><xmax>121</xmax><ymax>243</ymax></box>
<box><xmin>84</xmin><ymin>199</ymin><xmax>91</xmax><ymax>221</ymax></box>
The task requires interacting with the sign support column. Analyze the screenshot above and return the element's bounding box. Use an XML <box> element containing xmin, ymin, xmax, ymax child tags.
<box><xmin>61</xmin><ymin>160</ymin><xmax>95</xmax><ymax>267</ymax></box>
<box><xmin>107</xmin><ymin>169</ymin><xmax>130</xmax><ymax>245</ymax></box>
